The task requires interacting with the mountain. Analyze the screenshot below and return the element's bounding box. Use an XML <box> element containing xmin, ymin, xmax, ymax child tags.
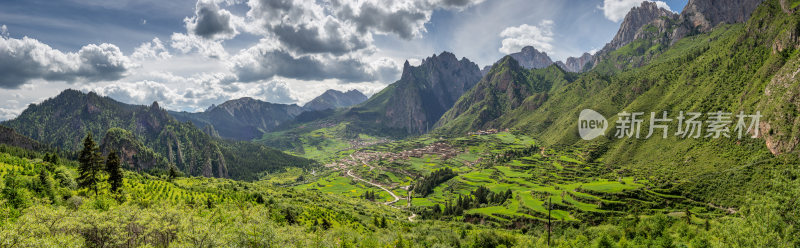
<box><xmin>304</xmin><ymin>89</ymin><xmax>368</xmax><ymax>111</ymax></box>
<box><xmin>0</xmin><ymin>125</ymin><xmax>44</xmax><ymax>151</ymax></box>
<box><xmin>589</xmin><ymin>0</ymin><xmax>767</xmax><ymax>71</ymax></box>
<box><xmin>436</xmin><ymin>0</ymin><xmax>799</xmax><ymax>206</ymax></box>
<box><xmin>608</xmin><ymin>2</ymin><xmax>677</xmax><ymax>53</ymax></box>
<box><xmin>481</xmin><ymin>46</ymin><xmax>554</xmax><ymax>76</ymax></box>
<box><xmin>170</xmin><ymin>97</ymin><xmax>305</xmax><ymax>141</ymax></box>
<box><xmin>1</xmin><ymin>90</ymin><xmax>315</xmax><ymax>180</ymax></box>
<box><xmin>556</xmin><ymin>52</ymin><xmax>595</xmax><ymax>73</ymax></box>
<box><xmin>344</xmin><ymin>51</ymin><xmax>482</xmax><ymax>135</ymax></box>
<box><xmin>672</xmin><ymin>0</ymin><xmax>766</xmax><ymax>41</ymax></box>
<box><xmin>434</xmin><ymin>57</ymin><xmax>576</xmax><ymax>134</ymax></box>
<box><xmin>508</xmin><ymin>46</ymin><xmax>555</xmax><ymax>69</ymax></box>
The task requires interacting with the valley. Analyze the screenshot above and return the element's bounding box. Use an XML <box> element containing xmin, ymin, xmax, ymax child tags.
<box><xmin>1</xmin><ymin>0</ymin><xmax>799</xmax><ymax>247</ymax></box>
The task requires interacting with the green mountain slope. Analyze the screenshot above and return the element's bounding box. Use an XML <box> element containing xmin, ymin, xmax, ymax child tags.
<box><xmin>1</xmin><ymin>90</ymin><xmax>315</xmax><ymax>180</ymax></box>
<box><xmin>0</xmin><ymin>125</ymin><xmax>44</xmax><ymax>151</ymax></box>
<box><xmin>436</xmin><ymin>0</ymin><xmax>799</xmax><ymax>206</ymax></box>
<box><xmin>170</xmin><ymin>97</ymin><xmax>305</xmax><ymax>141</ymax></box>
<box><xmin>435</xmin><ymin>58</ymin><xmax>576</xmax><ymax>134</ymax></box>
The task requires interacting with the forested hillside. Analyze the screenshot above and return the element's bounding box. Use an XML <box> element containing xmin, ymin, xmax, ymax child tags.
<box><xmin>1</xmin><ymin>90</ymin><xmax>315</xmax><ymax>180</ymax></box>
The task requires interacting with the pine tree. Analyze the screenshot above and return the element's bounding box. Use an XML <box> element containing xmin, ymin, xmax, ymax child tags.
<box><xmin>105</xmin><ymin>149</ymin><xmax>123</xmax><ymax>193</ymax></box>
<box><xmin>168</xmin><ymin>166</ymin><xmax>180</xmax><ymax>181</ymax></box>
<box><xmin>77</xmin><ymin>133</ymin><xmax>102</xmax><ymax>196</ymax></box>
<box><xmin>37</xmin><ymin>169</ymin><xmax>55</xmax><ymax>201</ymax></box>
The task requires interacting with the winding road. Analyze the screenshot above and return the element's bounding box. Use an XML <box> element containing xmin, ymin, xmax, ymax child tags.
<box><xmin>346</xmin><ymin>169</ymin><xmax>401</xmax><ymax>205</ymax></box>
<box><xmin>345</xmin><ymin>153</ymin><xmax>418</xmax><ymax>221</ymax></box>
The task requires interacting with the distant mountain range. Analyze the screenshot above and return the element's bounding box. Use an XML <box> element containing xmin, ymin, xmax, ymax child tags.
<box><xmin>170</xmin><ymin>89</ymin><xmax>367</xmax><ymax>140</ymax></box>
<box><xmin>304</xmin><ymin>89</ymin><xmax>368</xmax><ymax>111</ymax></box>
<box><xmin>1</xmin><ymin>90</ymin><xmax>315</xmax><ymax>180</ymax></box>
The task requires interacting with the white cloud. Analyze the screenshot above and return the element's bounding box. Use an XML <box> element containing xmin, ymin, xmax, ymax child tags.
<box><xmin>0</xmin><ymin>107</ymin><xmax>22</xmax><ymax>121</ymax></box>
<box><xmin>169</xmin><ymin>32</ymin><xmax>229</xmax><ymax>59</ymax></box>
<box><xmin>601</xmin><ymin>0</ymin><xmax>671</xmax><ymax>22</ymax></box>
<box><xmin>229</xmin><ymin>39</ymin><xmax>398</xmax><ymax>83</ymax></box>
<box><xmin>132</xmin><ymin>38</ymin><xmax>171</xmax><ymax>61</ymax></box>
<box><xmin>498</xmin><ymin>20</ymin><xmax>554</xmax><ymax>55</ymax></box>
<box><xmin>0</xmin><ymin>25</ymin><xmax>8</xmax><ymax>38</ymax></box>
<box><xmin>93</xmin><ymin>80</ymin><xmax>182</xmax><ymax>106</ymax></box>
<box><xmin>0</xmin><ymin>36</ymin><xmax>134</xmax><ymax>88</ymax></box>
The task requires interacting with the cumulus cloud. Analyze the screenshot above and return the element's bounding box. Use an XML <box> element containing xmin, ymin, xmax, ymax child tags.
<box><xmin>170</xmin><ymin>32</ymin><xmax>228</xmax><ymax>59</ymax></box>
<box><xmin>0</xmin><ymin>36</ymin><xmax>134</xmax><ymax>89</ymax></box>
<box><xmin>230</xmin><ymin>41</ymin><xmax>375</xmax><ymax>82</ymax></box>
<box><xmin>244</xmin><ymin>0</ymin><xmax>370</xmax><ymax>55</ymax></box>
<box><xmin>333</xmin><ymin>0</ymin><xmax>486</xmax><ymax>39</ymax></box>
<box><xmin>132</xmin><ymin>38</ymin><xmax>171</xmax><ymax>61</ymax></box>
<box><xmin>498</xmin><ymin>20</ymin><xmax>554</xmax><ymax>55</ymax></box>
<box><xmin>270</xmin><ymin>19</ymin><xmax>369</xmax><ymax>55</ymax></box>
<box><xmin>245</xmin><ymin>81</ymin><xmax>298</xmax><ymax>104</ymax></box>
<box><xmin>336</xmin><ymin>2</ymin><xmax>429</xmax><ymax>40</ymax></box>
<box><xmin>601</xmin><ymin>0</ymin><xmax>671</xmax><ymax>22</ymax></box>
<box><xmin>229</xmin><ymin>38</ymin><xmax>402</xmax><ymax>83</ymax></box>
<box><xmin>185</xmin><ymin>0</ymin><xmax>239</xmax><ymax>39</ymax></box>
<box><xmin>0</xmin><ymin>25</ymin><xmax>8</xmax><ymax>38</ymax></box>
<box><xmin>93</xmin><ymin>80</ymin><xmax>182</xmax><ymax>106</ymax></box>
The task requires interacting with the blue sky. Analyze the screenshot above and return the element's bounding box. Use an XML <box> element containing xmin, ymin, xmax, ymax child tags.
<box><xmin>0</xmin><ymin>0</ymin><xmax>688</xmax><ymax>120</ymax></box>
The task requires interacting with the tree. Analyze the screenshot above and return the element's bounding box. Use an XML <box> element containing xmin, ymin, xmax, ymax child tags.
<box><xmin>77</xmin><ymin>133</ymin><xmax>103</xmax><ymax>196</ymax></box>
<box><xmin>168</xmin><ymin>166</ymin><xmax>180</xmax><ymax>181</ymax></box>
<box><xmin>105</xmin><ymin>149</ymin><xmax>123</xmax><ymax>193</ymax></box>
<box><xmin>37</xmin><ymin>169</ymin><xmax>55</xmax><ymax>201</ymax></box>
<box><xmin>2</xmin><ymin>171</ymin><xmax>31</xmax><ymax>209</ymax></box>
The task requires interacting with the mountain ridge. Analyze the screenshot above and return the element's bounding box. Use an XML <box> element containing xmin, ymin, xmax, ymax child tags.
<box><xmin>1</xmin><ymin>89</ymin><xmax>315</xmax><ymax>180</ymax></box>
<box><xmin>304</xmin><ymin>89</ymin><xmax>368</xmax><ymax>111</ymax></box>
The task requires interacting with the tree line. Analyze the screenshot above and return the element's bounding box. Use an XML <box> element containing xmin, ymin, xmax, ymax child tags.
<box><xmin>419</xmin><ymin>185</ymin><xmax>513</xmax><ymax>219</ymax></box>
<box><xmin>411</xmin><ymin>168</ymin><xmax>457</xmax><ymax>197</ymax></box>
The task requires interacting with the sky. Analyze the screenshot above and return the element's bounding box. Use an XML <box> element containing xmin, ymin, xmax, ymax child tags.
<box><xmin>0</xmin><ymin>0</ymin><xmax>688</xmax><ymax>120</ymax></box>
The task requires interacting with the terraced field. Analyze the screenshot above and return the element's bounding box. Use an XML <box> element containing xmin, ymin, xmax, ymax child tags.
<box><xmin>297</xmin><ymin>131</ymin><xmax>726</xmax><ymax>226</ymax></box>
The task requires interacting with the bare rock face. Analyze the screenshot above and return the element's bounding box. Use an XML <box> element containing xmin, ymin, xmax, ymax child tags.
<box><xmin>587</xmin><ymin>1</ymin><xmax>677</xmax><ymax>69</ymax></box>
<box><xmin>670</xmin><ymin>0</ymin><xmax>766</xmax><ymax>43</ymax></box>
<box><xmin>759</xmin><ymin>55</ymin><xmax>800</xmax><ymax>156</ymax></box>
<box><xmin>557</xmin><ymin>53</ymin><xmax>594</xmax><ymax>73</ymax></box>
<box><xmin>608</xmin><ymin>2</ymin><xmax>677</xmax><ymax>52</ymax></box>
<box><xmin>589</xmin><ymin>0</ymin><xmax>765</xmax><ymax>69</ymax></box>
<box><xmin>509</xmin><ymin>46</ymin><xmax>555</xmax><ymax>69</ymax></box>
<box><xmin>377</xmin><ymin>52</ymin><xmax>482</xmax><ymax>134</ymax></box>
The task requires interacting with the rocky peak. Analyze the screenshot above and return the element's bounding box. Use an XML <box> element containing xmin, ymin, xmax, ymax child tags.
<box><xmin>508</xmin><ymin>46</ymin><xmax>554</xmax><ymax>69</ymax></box>
<box><xmin>367</xmin><ymin>51</ymin><xmax>481</xmax><ymax>135</ymax></box>
<box><xmin>608</xmin><ymin>2</ymin><xmax>677</xmax><ymax>52</ymax></box>
<box><xmin>671</xmin><ymin>0</ymin><xmax>765</xmax><ymax>42</ymax></box>
<box><xmin>557</xmin><ymin>52</ymin><xmax>595</xmax><ymax>73</ymax></box>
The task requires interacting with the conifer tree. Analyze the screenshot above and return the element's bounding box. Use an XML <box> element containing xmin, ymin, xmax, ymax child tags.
<box><xmin>105</xmin><ymin>149</ymin><xmax>123</xmax><ymax>193</ymax></box>
<box><xmin>77</xmin><ymin>133</ymin><xmax>102</xmax><ymax>196</ymax></box>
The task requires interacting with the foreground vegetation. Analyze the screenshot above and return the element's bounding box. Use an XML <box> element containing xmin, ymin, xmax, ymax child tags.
<box><xmin>1</xmin><ymin>145</ymin><xmax>798</xmax><ymax>247</ymax></box>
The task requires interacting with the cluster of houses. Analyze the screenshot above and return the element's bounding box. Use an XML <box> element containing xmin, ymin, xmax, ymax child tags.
<box><xmin>467</xmin><ymin>128</ymin><xmax>509</xmax><ymax>136</ymax></box>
